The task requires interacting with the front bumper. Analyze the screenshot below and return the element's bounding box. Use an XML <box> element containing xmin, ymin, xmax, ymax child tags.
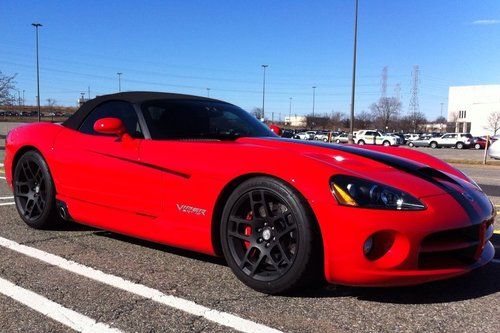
<box><xmin>315</xmin><ymin>193</ymin><xmax>495</xmax><ymax>286</ymax></box>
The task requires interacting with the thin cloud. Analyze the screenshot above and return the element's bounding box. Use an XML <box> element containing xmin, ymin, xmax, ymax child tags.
<box><xmin>472</xmin><ymin>19</ymin><xmax>500</xmax><ymax>25</ymax></box>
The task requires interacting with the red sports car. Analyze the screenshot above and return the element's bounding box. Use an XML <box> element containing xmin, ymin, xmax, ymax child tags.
<box><xmin>4</xmin><ymin>92</ymin><xmax>495</xmax><ymax>294</ymax></box>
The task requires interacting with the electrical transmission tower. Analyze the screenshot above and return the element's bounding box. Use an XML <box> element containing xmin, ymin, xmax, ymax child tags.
<box><xmin>380</xmin><ymin>66</ymin><xmax>388</xmax><ymax>99</ymax></box>
<box><xmin>394</xmin><ymin>83</ymin><xmax>401</xmax><ymax>103</ymax></box>
<box><xmin>408</xmin><ymin>65</ymin><xmax>420</xmax><ymax>116</ymax></box>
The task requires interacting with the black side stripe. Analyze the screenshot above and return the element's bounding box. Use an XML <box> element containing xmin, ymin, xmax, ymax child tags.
<box><xmin>90</xmin><ymin>151</ymin><xmax>191</xmax><ymax>179</ymax></box>
<box><xmin>272</xmin><ymin>138</ymin><xmax>484</xmax><ymax>221</ymax></box>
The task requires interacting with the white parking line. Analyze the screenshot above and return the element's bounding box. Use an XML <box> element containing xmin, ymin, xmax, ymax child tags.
<box><xmin>0</xmin><ymin>176</ymin><xmax>5</xmax><ymax>180</ymax></box>
<box><xmin>0</xmin><ymin>196</ymin><xmax>14</xmax><ymax>200</ymax></box>
<box><xmin>492</xmin><ymin>259</ymin><xmax>500</xmax><ymax>264</ymax></box>
<box><xmin>0</xmin><ymin>276</ymin><xmax>122</xmax><ymax>333</ymax></box>
<box><xmin>0</xmin><ymin>202</ymin><xmax>15</xmax><ymax>206</ymax></box>
<box><xmin>0</xmin><ymin>236</ymin><xmax>281</xmax><ymax>333</ymax></box>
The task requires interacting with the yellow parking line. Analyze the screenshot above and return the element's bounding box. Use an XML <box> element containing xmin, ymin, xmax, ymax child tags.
<box><xmin>495</xmin><ymin>230</ymin><xmax>500</xmax><ymax>235</ymax></box>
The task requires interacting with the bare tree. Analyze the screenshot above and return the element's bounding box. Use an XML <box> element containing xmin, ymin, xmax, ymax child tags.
<box><xmin>250</xmin><ymin>107</ymin><xmax>263</xmax><ymax>120</ymax></box>
<box><xmin>485</xmin><ymin>111</ymin><xmax>500</xmax><ymax>135</ymax></box>
<box><xmin>435</xmin><ymin>116</ymin><xmax>446</xmax><ymax>124</ymax></box>
<box><xmin>370</xmin><ymin>97</ymin><xmax>401</xmax><ymax>130</ymax></box>
<box><xmin>355</xmin><ymin>111</ymin><xmax>373</xmax><ymax>130</ymax></box>
<box><xmin>46</xmin><ymin>98</ymin><xmax>57</xmax><ymax>107</ymax></box>
<box><xmin>0</xmin><ymin>71</ymin><xmax>17</xmax><ymax>105</ymax></box>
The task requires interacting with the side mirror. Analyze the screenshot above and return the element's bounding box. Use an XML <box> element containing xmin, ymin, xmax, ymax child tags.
<box><xmin>93</xmin><ymin>118</ymin><xmax>126</xmax><ymax>137</ymax></box>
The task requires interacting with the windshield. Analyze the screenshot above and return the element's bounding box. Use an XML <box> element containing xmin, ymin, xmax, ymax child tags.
<box><xmin>141</xmin><ymin>99</ymin><xmax>274</xmax><ymax>140</ymax></box>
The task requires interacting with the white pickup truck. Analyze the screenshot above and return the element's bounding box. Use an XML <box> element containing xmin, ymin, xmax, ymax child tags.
<box><xmin>355</xmin><ymin>130</ymin><xmax>401</xmax><ymax>146</ymax></box>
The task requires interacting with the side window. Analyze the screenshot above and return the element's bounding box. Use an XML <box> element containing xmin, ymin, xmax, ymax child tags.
<box><xmin>79</xmin><ymin>101</ymin><xmax>143</xmax><ymax>138</ymax></box>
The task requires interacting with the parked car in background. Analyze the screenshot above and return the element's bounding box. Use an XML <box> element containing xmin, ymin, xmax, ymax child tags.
<box><xmin>333</xmin><ymin>132</ymin><xmax>349</xmax><ymax>144</ymax></box>
<box><xmin>281</xmin><ymin>129</ymin><xmax>295</xmax><ymax>138</ymax></box>
<box><xmin>314</xmin><ymin>131</ymin><xmax>331</xmax><ymax>142</ymax></box>
<box><xmin>472</xmin><ymin>137</ymin><xmax>490</xmax><ymax>150</ymax></box>
<box><xmin>429</xmin><ymin>133</ymin><xmax>473</xmax><ymax>149</ymax></box>
<box><xmin>355</xmin><ymin>130</ymin><xmax>401</xmax><ymax>146</ymax></box>
<box><xmin>488</xmin><ymin>139</ymin><xmax>500</xmax><ymax>159</ymax></box>
<box><xmin>404</xmin><ymin>133</ymin><xmax>420</xmax><ymax>142</ymax></box>
<box><xmin>294</xmin><ymin>131</ymin><xmax>316</xmax><ymax>140</ymax></box>
<box><xmin>407</xmin><ymin>134</ymin><xmax>433</xmax><ymax>148</ymax></box>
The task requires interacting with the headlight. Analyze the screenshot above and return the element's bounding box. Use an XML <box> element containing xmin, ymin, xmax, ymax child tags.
<box><xmin>330</xmin><ymin>175</ymin><xmax>426</xmax><ymax>210</ymax></box>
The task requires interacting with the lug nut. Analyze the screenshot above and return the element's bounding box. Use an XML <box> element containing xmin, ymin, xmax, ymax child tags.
<box><xmin>272</xmin><ymin>237</ymin><xmax>276</xmax><ymax>241</ymax></box>
<box><xmin>265</xmin><ymin>243</ymin><xmax>270</xmax><ymax>248</ymax></box>
<box><xmin>257</xmin><ymin>228</ymin><xmax>262</xmax><ymax>232</ymax></box>
<box><xmin>258</xmin><ymin>238</ymin><xmax>263</xmax><ymax>243</ymax></box>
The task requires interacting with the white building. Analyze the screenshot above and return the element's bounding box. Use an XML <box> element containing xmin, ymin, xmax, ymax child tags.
<box><xmin>284</xmin><ymin>115</ymin><xmax>307</xmax><ymax>127</ymax></box>
<box><xmin>447</xmin><ymin>85</ymin><xmax>500</xmax><ymax>136</ymax></box>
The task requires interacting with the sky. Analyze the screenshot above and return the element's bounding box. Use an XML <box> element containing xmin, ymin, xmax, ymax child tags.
<box><xmin>1</xmin><ymin>0</ymin><xmax>500</xmax><ymax>121</ymax></box>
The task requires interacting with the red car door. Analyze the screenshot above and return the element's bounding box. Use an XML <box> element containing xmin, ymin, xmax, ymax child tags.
<box><xmin>52</xmin><ymin>101</ymin><xmax>162</xmax><ymax>229</ymax></box>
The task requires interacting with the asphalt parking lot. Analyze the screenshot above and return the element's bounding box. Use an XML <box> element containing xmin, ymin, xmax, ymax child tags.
<box><xmin>0</xmin><ymin>161</ymin><xmax>499</xmax><ymax>332</ymax></box>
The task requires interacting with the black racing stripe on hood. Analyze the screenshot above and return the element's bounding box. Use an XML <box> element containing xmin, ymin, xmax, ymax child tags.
<box><xmin>268</xmin><ymin>138</ymin><xmax>481</xmax><ymax>221</ymax></box>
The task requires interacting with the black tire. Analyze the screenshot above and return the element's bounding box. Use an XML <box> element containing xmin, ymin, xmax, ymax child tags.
<box><xmin>408</xmin><ymin>142</ymin><xmax>415</xmax><ymax>147</ymax></box>
<box><xmin>13</xmin><ymin>150</ymin><xmax>60</xmax><ymax>229</ymax></box>
<box><xmin>358</xmin><ymin>140</ymin><xmax>365</xmax><ymax>145</ymax></box>
<box><xmin>336</xmin><ymin>139</ymin><xmax>340</xmax><ymax>143</ymax></box>
<box><xmin>382</xmin><ymin>140</ymin><xmax>390</xmax><ymax>147</ymax></box>
<box><xmin>430</xmin><ymin>141</ymin><xmax>438</xmax><ymax>149</ymax></box>
<box><xmin>220</xmin><ymin>177</ymin><xmax>320</xmax><ymax>294</ymax></box>
<box><xmin>474</xmin><ymin>143</ymin><xmax>481</xmax><ymax>150</ymax></box>
<box><xmin>456</xmin><ymin>142</ymin><xmax>464</xmax><ymax>149</ymax></box>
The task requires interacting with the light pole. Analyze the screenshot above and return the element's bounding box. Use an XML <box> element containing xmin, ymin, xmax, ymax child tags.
<box><xmin>117</xmin><ymin>72</ymin><xmax>123</xmax><ymax>92</ymax></box>
<box><xmin>312</xmin><ymin>86</ymin><xmax>317</xmax><ymax>117</ymax></box>
<box><xmin>261</xmin><ymin>65</ymin><xmax>268</xmax><ymax>121</ymax></box>
<box><xmin>32</xmin><ymin>22</ymin><xmax>42</xmax><ymax>122</ymax></box>
<box><xmin>440</xmin><ymin>102</ymin><xmax>444</xmax><ymax>118</ymax></box>
<box><xmin>22</xmin><ymin>90</ymin><xmax>25</xmax><ymax>106</ymax></box>
<box><xmin>207</xmin><ymin>88</ymin><xmax>211</xmax><ymax>97</ymax></box>
<box><xmin>348</xmin><ymin>0</ymin><xmax>358</xmax><ymax>144</ymax></box>
<box><xmin>289</xmin><ymin>97</ymin><xmax>292</xmax><ymax>124</ymax></box>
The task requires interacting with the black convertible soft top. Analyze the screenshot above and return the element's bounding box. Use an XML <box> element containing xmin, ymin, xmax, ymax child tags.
<box><xmin>63</xmin><ymin>91</ymin><xmax>228</xmax><ymax>130</ymax></box>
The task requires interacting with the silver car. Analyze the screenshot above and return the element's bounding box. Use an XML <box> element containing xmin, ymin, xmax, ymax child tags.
<box><xmin>488</xmin><ymin>139</ymin><xmax>500</xmax><ymax>159</ymax></box>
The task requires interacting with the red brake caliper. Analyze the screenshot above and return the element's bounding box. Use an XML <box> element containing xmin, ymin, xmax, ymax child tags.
<box><xmin>244</xmin><ymin>211</ymin><xmax>253</xmax><ymax>249</ymax></box>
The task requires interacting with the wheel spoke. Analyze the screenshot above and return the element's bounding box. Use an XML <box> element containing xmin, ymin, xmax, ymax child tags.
<box><xmin>249</xmin><ymin>253</ymin><xmax>266</xmax><ymax>276</ymax></box>
<box><xmin>228</xmin><ymin>230</ymin><xmax>251</xmax><ymax>241</ymax></box>
<box><xmin>274</xmin><ymin>243</ymin><xmax>291</xmax><ymax>266</ymax></box>
<box><xmin>259</xmin><ymin>190</ymin><xmax>273</xmax><ymax>218</ymax></box>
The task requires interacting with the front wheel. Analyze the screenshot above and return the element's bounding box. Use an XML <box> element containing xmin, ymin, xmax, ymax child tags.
<box><xmin>408</xmin><ymin>142</ymin><xmax>415</xmax><ymax>147</ymax></box>
<box><xmin>456</xmin><ymin>142</ymin><xmax>464</xmax><ymax>149</ymax></box>
<box><xmin>382</xmin><ymin>140</ymin><xmax>391</xmax><ymax>147</ymax></box>
<box><xmin>474</xmin><ymin>143</ymin><xmax>481</xmax><ymax>150</ymax></box>
<box><xmin>13</xmin><ymin>150</ymin><xmax>60</xmax><ymax>229</ymax></box>
<box><xmin>220</xmin><ymin>177</ymin><xmax>320</xmax><ymax>294</ymax></box>
<box><xmin>358</xmin><ymin>140</ymin><xmax>365</xmax><ymax>145</ymax></box>
<box><xmin>430</xmin><ymin>141</ymin><xmax>438</xmax><ymax>149</ymax></box>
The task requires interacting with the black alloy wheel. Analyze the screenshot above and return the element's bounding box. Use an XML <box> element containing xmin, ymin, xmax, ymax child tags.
<box><xmin>14</xmin><ymin>151</ymin><xmax>59</xmax><ymax>229</ymax></box>
<box><xmin>221</xmin><ymin>177</ymin><xmax>320</xmax><ymax>294</ymax></box>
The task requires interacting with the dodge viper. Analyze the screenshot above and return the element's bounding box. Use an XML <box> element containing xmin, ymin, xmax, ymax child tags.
<box><xmin>4</xmin><ymin>92</ymin><xmax>496</xmax><ymax>294</ymax></box>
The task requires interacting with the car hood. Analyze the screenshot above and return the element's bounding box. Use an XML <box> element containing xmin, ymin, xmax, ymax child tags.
<box><xmin>237</xmin><ymin>137</ymin><xmax>486</xmax><ymax>204</ymax></box>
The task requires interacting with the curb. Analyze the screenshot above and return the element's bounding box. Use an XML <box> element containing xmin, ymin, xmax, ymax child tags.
<box><xmin>444</xmin><ymin>159</ymin><xmax>500</xmax><ymax>166</ymax></box>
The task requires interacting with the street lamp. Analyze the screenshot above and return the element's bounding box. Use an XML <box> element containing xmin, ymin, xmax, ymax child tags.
<box><xmin>261</xmin><ymin>65</ymin><xmax>268</xmax><ymax>121</ymax></box>
<box><xmin>348</xmin><ymin>0</ymin><xmax>359</xmax><ymax>144</ymax></box>
<box><xmin>32</xmin><ymin>22</ymin><xmax>42</xmax><ymax>122</ymax></box>
<box><xmin>207</xmin><ymin>88</ymin><xmax>211</xmax><ymax>97</ymax></box>
<box><xmin>117</xmin><ymin>72</ymin><xmax>123</xmax><ymax>92</ymax></box>
<box><xmin>312</xmin><ymin>86</ymin><xmax>316</xmax><ymax>117</ymax></box>
<box><xmin>289</xmin><ymin>97</ymin><xmax>292</xmax><ymax>124</ymax></box>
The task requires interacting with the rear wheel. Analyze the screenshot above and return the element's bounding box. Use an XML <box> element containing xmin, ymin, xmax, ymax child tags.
<box><xmin>13</xmin><ymin>150</ymin><xmax>60</xmax><ymax>229</ymax></box>
<box><xmin>408</xmin><ymin>142</ymin><xmax>415</xmax><ymax>147</ymax></box>
<box><xmin>220</xmin><ymin>177</ymin><xmax>320</xmax><ymax>294</ymax></box>
<box><xmin>430</xmin><ymin>141</ymin><xmax>438</xmax><ymax>149</ymax></box>
<box><xmin>358</xmin><ymin>140</ymin><xmax>365</xmax><ymax>145</ymax></box>
<box><xmin>474</xmin><ymin>143</ymin><xmax>481</xmax><ymax>150</ymax></box>
<box><xmin>456</xmin><ymin>142</ymin><xmax>464</xmax><ymax>149</ymax></box>
<box><xmin>336</xmin><ymin>139</ymin><xmax>340</xmax><ymax>143</ymax></box>
<box><xmin>382</xmin><ymin>140</ymin><xmax>390</xmax><ymax>147</ymax></box>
